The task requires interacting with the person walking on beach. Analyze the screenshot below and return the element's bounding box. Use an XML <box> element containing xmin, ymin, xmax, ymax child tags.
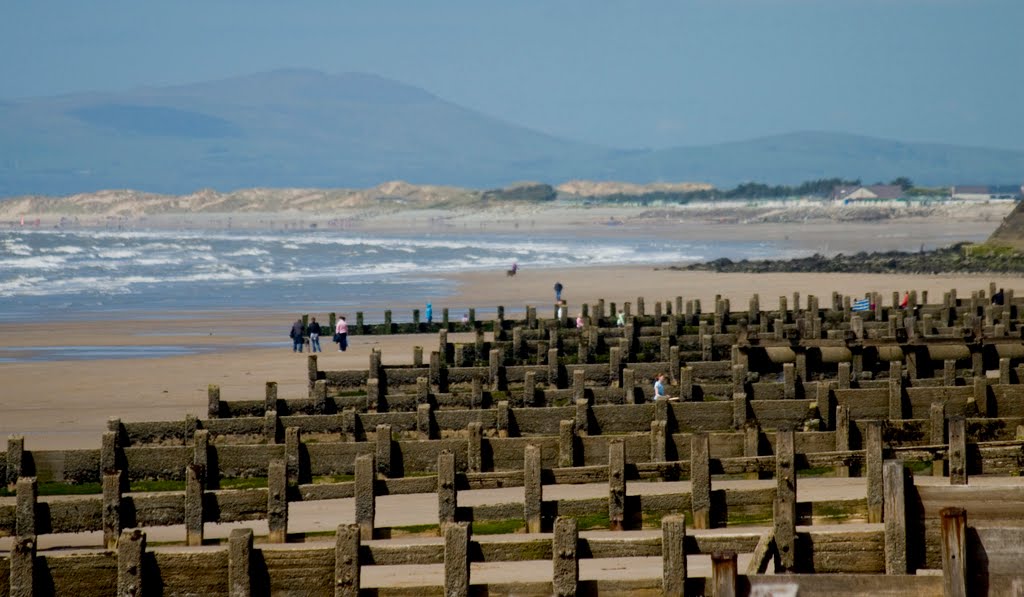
<box><xmin>425</xmin><ymin>303</ymin><xmax>433</xmax><ymax>324</ymax></box>
<box><xmin>616</xmin><ymin>312</ymin><xmax>625</xmax><ymax>327</ymax></box>
<box><xmin>554</xmin><ymin>281</ymin><xmax>563</xmax><ymax>302</ymax></box>
<box><xmin>334</xmin><ymin>316</ymin><xmax>349</xmax><ymax>351</ymax></box>
<box><xmin>307</xmin><ymin>317</ymin><xmax>322</xmax><ymax>353</ymax></box>
<box><xmin>899</xmin><ymin>290</ymin><xmax>909</xmax><ymax>310</ymax></box>
<box><xmin>576</xmin><ymin>313</ymin><xmax>585</xmax><ymax>329</ymax></box>
<box><xmin>289</xmin><ymin>319</ymin><xmax>305</xmax><ymax>353</ymax></box>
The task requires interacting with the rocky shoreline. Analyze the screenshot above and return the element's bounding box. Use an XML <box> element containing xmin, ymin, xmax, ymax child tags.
<box><xmin>673</xmin><ymin>243</ymin><xmax>1024</xmax><ymax>274</ymax></box>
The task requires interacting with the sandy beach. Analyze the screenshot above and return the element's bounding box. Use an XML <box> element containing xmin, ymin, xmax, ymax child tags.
<box><xmin>1</xmin><ymin>201</ymin><xmax>1019</xmax><ymax>450</ymax></box>
<box><xmin>2</xmin><ymin>264</ymin><xmax>1020</xmax><ymax>451</ymax></box>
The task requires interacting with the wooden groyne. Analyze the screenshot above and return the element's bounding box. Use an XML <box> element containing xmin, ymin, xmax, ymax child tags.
<box><xmin>4</xmin><ymin>284</ymin><xmax>1024</xmax><ymax>595</ymax></box>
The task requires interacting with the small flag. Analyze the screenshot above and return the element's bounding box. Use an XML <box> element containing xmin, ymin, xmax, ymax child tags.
<box><xmin>852</xmin><ymin>298</ymin><xmax>871</xmax><ymax>312</ymax></box>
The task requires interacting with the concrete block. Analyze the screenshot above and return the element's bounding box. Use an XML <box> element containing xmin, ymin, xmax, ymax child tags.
<box><xmin>662</xmin><ymin>515</ymin><xmax>687</xmax><ymax>597</ymax></box>
<box><xmin>375</xmin><ymin>424</ymin><xmax>392</xmax><ymax>476</ymax></box>
<box><xmin>608</xmin><ymin>441</ymin><xmax>626</xmax><ymax>531</ymax></box>
<box><xmin>467</xmin><ymin>422</ymin><xmax>483</xmax><ymax>473</ymax></box>
<box><xmin>525</xmin><ymin>444</ymin><xmax>542</xmax><ymax>533</ymax></box>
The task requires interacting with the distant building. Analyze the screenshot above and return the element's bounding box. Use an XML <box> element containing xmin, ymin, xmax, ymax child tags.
<box><xmin>831</xmin><ymin>185</ymin><xmax>904</xmax><ymax>202</ymax></box>
<box><xmin>951</xmin><ymin>185</ymin><xmax>1022</xmax><ymax>201</ymax></box>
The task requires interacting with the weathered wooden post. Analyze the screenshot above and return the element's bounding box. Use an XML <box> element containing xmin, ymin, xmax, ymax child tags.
<box><xmin>691</xmin><ymin>433</ymin><xmax>711</xmax><ymax>529</ymax></box>
<box><xmin>334</xmin><ymin>524</ymin><xmax>361</xmax><ymax>597</ymax></box>
<box><xmin>355</xmin><ymin>454</ymin><xmax>376</xmax><ymax>541</ymax></box>
<box><xmin>867</xmin><ymin>420</ymin><xmax>884</xmax><ymax>523</ymax></box>
<box><xmin>711</xmin><ymin>551</ymin><xmax>738</xmax><ymax>597</ymax></box>
<box><xmin>883</xmin><ymin>460</ymin><xmax>908</xmax><ymax>574</ymax></box>
<box><xmin>931</xmin><ymin>402</ymin><xmax>946</xmax><ymax>477</ymax></box>
<box><xmin>608</xmin><ymin>441</ymin><xmax>626</xmax><ymax>531</ymax></box>
<box><xmin>438</xmin><ymin>450</ymin><xmax>457</xmax><ymax>527</ymax></box>
<box><xmin>662</xmin><ymin>514</ymin><xmax>687</xmax><ymax>596</ymax></box>
<box><xmin>553</xmin><ymin>517</ymin><xmax>579</xmax><ymax>597</ymax></box>
<box><xmin>185</xmin><ymin>463</ymin><xmax>205</xmax><ymax>546</ymax></box>
<box><xmin>559</xmin><ymin>420</ymin><xmax>576</xmax><ymax>468</ymax></box>
<box><xmin>940</xmin><ymin>507</ymin><xmax>967</xmax><ymax>597</ymax></box>
<box><xmin>949</xmin><ymin>416</ymin><xmax>967</xmax><ymax>485</ymax></box>
<box><xmin>229</xmin><ymin>528</ymin><xmax>253</xmax><ymax>597</ymax></box>
<box><xmin>444</xmin><ymin>522</ymin><xmax>471</xmax><ymax>597</ymax></box>
<box><xmin>775</xmin><ymin>429</ymin><xmax>796</xmax><ymax>572</ymax></box>
<box><xmin>267</xmin><ymin>459</ymin><xmax>288</xmax><ymax>543</ymax></box>
<box><xmin>525</xmin><ymin>444</ymin><xmax>543</xmax><ymax>533</ymax></box>
<box><xmin>117</xmin><ymin>529</ymin><xmax>146</xmax><ymax>597</ymax></box>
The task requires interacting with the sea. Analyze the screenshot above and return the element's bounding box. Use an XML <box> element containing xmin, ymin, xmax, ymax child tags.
<box><xmin>0</xmin><ymin>226</ymin><xmax>803</xmax><ymax>323</ymax></box>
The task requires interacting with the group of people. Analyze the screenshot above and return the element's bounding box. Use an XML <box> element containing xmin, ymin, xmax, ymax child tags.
<box><xmin>289</xmin><ymin>316</ymin><xmax>349</xmax><ymax>353</ymax></box>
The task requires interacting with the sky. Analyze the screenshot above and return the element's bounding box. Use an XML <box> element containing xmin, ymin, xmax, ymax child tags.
<box><xmin>2</xmin><ymin>0</ymin><xmax>1022</xmax><ymax>151</ymax></box>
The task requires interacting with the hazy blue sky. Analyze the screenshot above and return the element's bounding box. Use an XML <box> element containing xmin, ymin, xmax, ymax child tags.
<box><xmin>2</xmin><ymin>1</ymin><xmax>1021</xmax><ymax>150</ymax></box>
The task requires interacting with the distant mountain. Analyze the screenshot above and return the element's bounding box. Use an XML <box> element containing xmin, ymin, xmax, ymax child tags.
<box><xmin>1</xmin><ymin>70</ymin><xmax>1022</xmax><ymax>197</ymax></box>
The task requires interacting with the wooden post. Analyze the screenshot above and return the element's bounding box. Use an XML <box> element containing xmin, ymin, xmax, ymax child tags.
<box><xmin>9</xmin><ymin>536</ymin><xmax>34</xmax><ymax>597</ymax></box>
<box><xmin>883</xmin><ymin>460</ymin><xmax>908</xmax><ymax>574</ymax></box>
<box><xmin>835</xmin><ymin>404</ymin><xmax>850</xmax><ymax>477</ymax></box>
<box><xmin>867</xmin><ymin>420</ymin><xmax>884</xmax><ymax>523</ymax></box>
<box><xmin>525</xmin><ymin>444</ymin><xmax>543</xmax><ymax>534</ymax></box>
<box><xmin>267</xmin><ymin>459</ymin><xmax>288</xmax><ymax>543</ymax></box>
<box><xmin>335</xmin><ymin>524</ymin><xmax>361</xmax><ymax>597</ymax></box>
<box><xmin>691</xmin><ymin>433</ymin><xmax>711</xmax><ymax>529</ymax></box>
<box><xmin>651</xmin><ymin>420</ymin><xmax>667</xmax><ymax>463</ymax></box>
<box><xmin>15</xmin><ymin>477</ymin><xmax>36</xmax><ymax>540</ymax></box>
<box><xmin>229</xmin><ymin>528</ymin><xmax>253</xmax><ymax>597</ymax></box>
<box><xmin>949</xmin><ymin>416</ymin><xmax>967</xmax><ymax>485</ymax></box>
<box><xmin>117</xmin><ymin>529</ymin><xmax>146</xmax><ymax>597</ymax></box>
<box><xmin>558</xmin><ymin>420</ymin><xmax>575</xmax><ymax>468</ymax></box>
<box><xmin>355</xmin><ymin>454</ymin><xmax>376</xmax><ymax>541</ymax></box>
<box><xmin>438</xmin><ymin>450</ymin><xmax>457</xmax><ymax>527</ymax></box>
<box><xmin>662</xmin><ymin>515</ymin><xmax>687</xmax><ymax>597</ymax></box>
<box><xmin>102</xmin><ymin>470</ymin><xmax>123</xmax><ymax>549</ymax></box>
<box><xmin>467</xmin><ymin>422</ymin><xmax>483</xmax><ymax>473</ymax></box>
<box><xmin>940</xmin><ymin>507</ymin><xmax>967</xmax><ymax>597</ymax></box>
<box><xmin>711</xmin><ymin>551</ymin><xmax>738</xmax><ymax>597</ymax></box>
<box><xmin>774</xmin><ymin>429</ymin><xmax>796</xmax><ymax>573</ymax></box>
<box><xmin>931</xmin><ymin>402</ymin><xmax>946</xmax><ymax>477</ymax></box>
<box><xmin>375</xmin><ymin>424</ymin><xmax>392</xmax><ymax>477</ymax></box>
<box><xmin>553</xmin><ymin>517</ymin><xmax>579</xmax><ymax>597</ymax></box>
<box><xmin>444</xmin><ymin>522</ymin><xmax>471</xmax><ymax>597</ymax></box>
<box><xmin>185</xmin><ymin>463</ymin><xmax>205</xmax><ymax>546</ymax></box>
<box><xmin>608</xmin><ymin>441</ymin><xmax>626</xmax><ymax>531</ymax></box>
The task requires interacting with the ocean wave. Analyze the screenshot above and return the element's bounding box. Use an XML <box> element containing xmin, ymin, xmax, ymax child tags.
<box><xmin>0</xmin><ymin>255</ymin><xmax>67</xmax><ymax>270</ymax></box>
<box><xmin>226</xmin><ymin>248</ymin><xmax>269</xmax><ymax>256</ymax></box>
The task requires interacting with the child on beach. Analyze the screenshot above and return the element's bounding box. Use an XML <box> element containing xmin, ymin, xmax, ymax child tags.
<box><xmin>653</xmin><ymin>374</ymin><xmax>677</xmax><ymax>401</ymax></box>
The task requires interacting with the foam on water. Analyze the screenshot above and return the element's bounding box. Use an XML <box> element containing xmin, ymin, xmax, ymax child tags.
<box><xmin>0</xmin><ymin>227</ymin><xmax>797</xmax><ymax>321</ymax></box>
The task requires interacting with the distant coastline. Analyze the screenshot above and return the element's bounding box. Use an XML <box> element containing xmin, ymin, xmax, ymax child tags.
<box><xmin>674</xmin><ymin>243</ymin><xmax>1024</xmax><ymax>275</ymax></box>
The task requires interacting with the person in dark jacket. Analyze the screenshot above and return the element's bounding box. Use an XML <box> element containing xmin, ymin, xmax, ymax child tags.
<box><xmin>289</xmin><ymin>319</ymin><xmax>305</xmax><ymax>353</ymax></box>
<box><xmin>307</xmin><ymin>317</ymin><xmax>322</xmax><ymax>352</ymax></box>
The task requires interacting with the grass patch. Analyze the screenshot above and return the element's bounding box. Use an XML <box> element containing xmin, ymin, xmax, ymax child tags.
<box><xmin>575</xmin><ymin>512</ymin><xmax>612</xmax><ymax>531</ymax></box>
<box><xmin>390</xmin><ymin>523</ymin><xmax>439</xmax><ymax>537</ymax></box>
<box><xmin>472</xmin><ymin>519</ymin><xmax>525</xmax><ymax>535</ymax></box>
<box><xmin>220</xmin><ymin>477</ymin><xmax>268</xmax><ymax>490</ymax></box>
<box><xmin>130</xmin><ymin>479</ymin><xmax>186</xmax><ymax>492</ymax></box>
<box><xmin>312</xmin><ymin>474</ymin><xmax>354</xmax><ymax>484</ymax></box>
<box><xmin>905</xmin><ymin>460</ymin><xmax>934</xmax><ymax>474</ymax></box>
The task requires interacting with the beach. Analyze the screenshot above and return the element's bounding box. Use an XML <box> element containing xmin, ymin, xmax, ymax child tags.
<box><xmin>1</xmin><ymin>201</ymin><xmax>1018</xmax><ymax>449</ymax></box>
<box><xmin>2</xmin><ymin>263</ymin><xmax>1021</xmax><ymax>450</ymax></box>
